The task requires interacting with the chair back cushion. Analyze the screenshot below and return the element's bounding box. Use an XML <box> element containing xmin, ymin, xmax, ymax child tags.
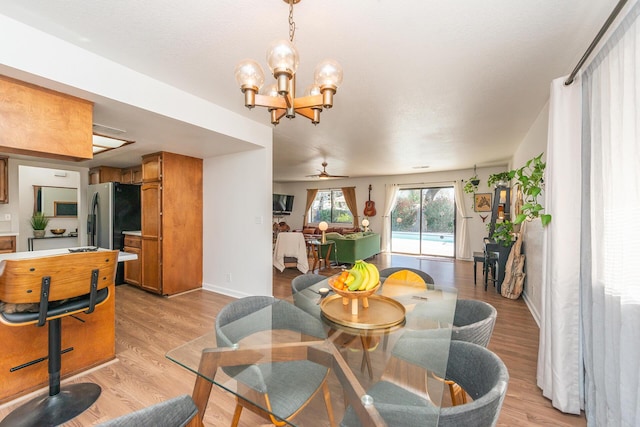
<box><xmin>0</xmin><ymin>251</ymin><xmax>118</xmax><ymax>303</ymax></box>
<box><xmin>216</xmin><ymin>296</ymin><xmax>327</xmax><ymax>347</ymax></box>
<box><xmin>379</xmin><ymin>267</ymin><xmax>435</xmax><ymax>285</ymax></box>
<box><xmin>451</xmin><ymin>300</ymin><xmax>497</xmax><ymax>347</ymax></box>
<box><xmin>439</xmin><ymin>341</ymin><xmax>509</xmax><ymax>427</ymax></box>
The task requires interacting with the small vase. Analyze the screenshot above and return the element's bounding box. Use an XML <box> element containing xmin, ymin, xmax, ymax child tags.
<box><xmin>33</xmin><ymin>230</ymin><xmax>45</xmax><ymax>238</ymax></box>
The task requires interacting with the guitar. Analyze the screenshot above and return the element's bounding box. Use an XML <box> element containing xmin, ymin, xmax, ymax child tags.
<box><xmin>363</xmin><ymin>184</ymin><xmax>377</xmax><ymax>217</ymax></box>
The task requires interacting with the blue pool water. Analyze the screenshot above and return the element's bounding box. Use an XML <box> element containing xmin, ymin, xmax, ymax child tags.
<box><xmin>392</xmin><ymin>231</ymin><xmax>454</xmax><ymax>243</ymax></box>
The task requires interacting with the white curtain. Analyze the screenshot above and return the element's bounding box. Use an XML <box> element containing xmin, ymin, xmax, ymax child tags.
<box><xmin>581</xmin><ymin>4</ymin><xmax>640</xmax><ymax>425</ymax></box>
<box><xmin>453</xmin><ymin>181</ymin><xmax>471</xmax><ymax>260</ymax></box>
<box><xmin>380</xmin><ymin>184</ymin><xmax>399</xmax><ymax>253</ymax></box>
<box><xmin>536</xmin><ymin>76</ymin><xmax>583</xmax><ymax>414</ymax></box>
<box><xmin>538</xmin><ymin>3</ymin><xmax>640</xmax><ymax>424</ymax></box>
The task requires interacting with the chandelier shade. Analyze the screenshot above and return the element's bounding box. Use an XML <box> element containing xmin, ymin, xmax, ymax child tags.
<box><xmin>234</xmin><ymin>0</ymin><xmax>342</xmax><ymax>125</ymax></box>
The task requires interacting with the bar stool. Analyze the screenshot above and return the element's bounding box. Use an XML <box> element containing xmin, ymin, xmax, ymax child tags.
<box><xmin>0</xmin><ymin>250</ymin><xmax>118</xmax><ymax>427</ymax></box>
<box><xmin>472</xmin><ymin>251</ymin><xmax>485</xmax><ymax>285</ymax></box>
<box><xmin>484</xmin><ymin>250</ymin><xmax>500</xmax><ymax>291</ymax></box>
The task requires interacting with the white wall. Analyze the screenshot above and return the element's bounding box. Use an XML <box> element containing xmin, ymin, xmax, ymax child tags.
<box><xmin>275</xmin><ymin>165</ymin><xmax>509</xmax><ymax>259</ymax></box>
<box><xmin>0</xmin><ymin>159</ymin><xmax>89</xmax><ymax>252</ymax></box>
<box><xmin>202</xmin><ymin>146</ymin><xmax>273</xmax><ymax>298</ymax></box>
<box><xmin>511</xmin><ymin>100</ymin><xmax>550</xmax><ymax>325</ymax></box>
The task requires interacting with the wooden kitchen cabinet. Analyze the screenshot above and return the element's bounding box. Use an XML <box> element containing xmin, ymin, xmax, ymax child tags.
<box><xmin>0</xmin><ymin>76</ymin><xmax>93</xmax><ymax>161</ymax></box>
<box><xmin>89</xmin><ymin>166</ymin><xmax>121</xmax><ymax>184</ymax></box>
<box><xmin>141</xmin><ymin>182</ymin><xmax>162</xmax><ymax>294</ymax></box>
<box><xmin>123</xmin><ymin>234</ymin><xmax>142</xmax><ymax>287</ymax></box>
<box><xmin>140</xmin><ymin>152</ymin><xmax>202</xmax><ymax>295</ymax></box>
<box><xmin>120</xmin><ymin>165</ymin><xmax>142</xmax><ymax>184</ymax></box>
<box><xmin>0</xmin><ymin>236</ymin><xmax>16</xmax><ymax>253</ymax></box>
<box><xmin>0</xmin><ymin>156</ymin><xmax>8</xmax><ymax>203</ymax></box>
<box><xmin>142</xmin><ymin>154</ymin><xmax>162</xmax><ymax>182</ymax></box>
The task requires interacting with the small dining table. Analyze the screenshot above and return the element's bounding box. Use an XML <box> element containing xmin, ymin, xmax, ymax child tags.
<box><xmin>166</xmin><ymin>274</ymin><xmax>458</xmax><ymax>426</ymax></box>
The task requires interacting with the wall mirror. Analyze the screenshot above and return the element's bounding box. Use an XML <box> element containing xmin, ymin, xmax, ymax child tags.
<box><xmin>33</xmin><ymin>186</ymin><xmax>78</xmax><ymax>217</ymax></box>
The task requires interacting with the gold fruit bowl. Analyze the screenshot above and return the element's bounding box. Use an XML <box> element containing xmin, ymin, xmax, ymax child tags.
<box><xmin>50</xmin><ymin>228</ymin><xmax>66</xmax><ymax>235</ymax></box>
<box><xmin>327</xmin><ymin>274</ymin><xmax>380</xmax><ymax>299</ymax></box>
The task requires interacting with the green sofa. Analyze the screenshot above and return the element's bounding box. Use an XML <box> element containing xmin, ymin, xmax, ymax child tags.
<box><xmin>320</xmin><ymin>232</ymin><xmax>381</xmax><ymax>265</ymax></box>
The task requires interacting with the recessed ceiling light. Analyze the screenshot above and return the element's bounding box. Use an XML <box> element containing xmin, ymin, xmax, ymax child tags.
<box><xmin>93</xmin><ymin>134</ymin><xmax>134</xmax><ymax>155</ymax></box>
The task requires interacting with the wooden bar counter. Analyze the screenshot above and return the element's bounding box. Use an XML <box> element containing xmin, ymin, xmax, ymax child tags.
<box><xmin>0</xmin><ymin>248</ymin><xmax>136</xmax><ymax>403</ymax></box>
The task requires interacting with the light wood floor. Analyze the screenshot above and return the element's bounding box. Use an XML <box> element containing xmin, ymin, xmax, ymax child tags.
<box><xmin>0</xmin><ymin>254</ymin><xmax>586</xmax><ymax>426</ymax></box>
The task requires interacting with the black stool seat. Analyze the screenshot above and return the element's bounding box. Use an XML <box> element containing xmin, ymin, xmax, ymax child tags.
<box><xmin>1</xmin><ymin>288</ymin><xmax>109</xmax><ymax>324</ymax></box>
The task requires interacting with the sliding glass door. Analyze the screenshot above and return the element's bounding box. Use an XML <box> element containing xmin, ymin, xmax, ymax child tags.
<box><xmin>390</xmin><ymin>187</ymin><xmax>455</xmax><ymax>257</ymax></box>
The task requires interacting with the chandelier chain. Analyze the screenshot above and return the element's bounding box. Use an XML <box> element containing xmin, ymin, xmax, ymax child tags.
<box><xmin>288</xmin><ymin>0</ymin><xmax>296</xmax><ymax>42</ymax></box>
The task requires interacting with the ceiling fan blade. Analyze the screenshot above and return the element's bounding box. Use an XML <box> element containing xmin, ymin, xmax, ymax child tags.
<box><xmin>306</xmin><ymin>162</ymin><xmax>349</xmax><ymax>178</ymax></box>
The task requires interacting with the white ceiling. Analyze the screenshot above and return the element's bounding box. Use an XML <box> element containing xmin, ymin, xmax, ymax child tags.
<box><xmin>0</xmin><ymin>0</ymin><xmax>619</xmax><ymax>181</ymax></box>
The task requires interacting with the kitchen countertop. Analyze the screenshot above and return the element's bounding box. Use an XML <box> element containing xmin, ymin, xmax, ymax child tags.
<box><xmin>122</xmin><ymin>230</ymin><xmax>141</xmax><ymax>236</ymax></box>
<box><xmin>0</xmin><ymin>233</ymin><xmax>19</xmax><ymax>237</ymax></box>
<box><xmin>0</xmin><ymin>247</ymin><xmax>137</xmax><ymax>262</ymax></box>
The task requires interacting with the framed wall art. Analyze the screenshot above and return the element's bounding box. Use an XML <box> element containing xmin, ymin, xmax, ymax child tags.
<box><xmin>474</xmin><ymin>193</ymin><xmax>492</xmax><ymax>212</ymax></box>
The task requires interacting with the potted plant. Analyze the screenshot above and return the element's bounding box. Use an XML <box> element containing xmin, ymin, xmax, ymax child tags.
<box><xmin>488</xmin><ymin>170</ymin><xmax>515</xmax><ymax>188</ymax></box>
<box><xmin>491</xmin><ymin>220</ymin><xmax>515</xmax><ymax>247</ymax></box>
<box><xmin>513</xmin><ymin>153</ymin><xmax>551</xmax><ymax>226</ymax></box>
<box><xmin>463</xmin><ymin>175</ymin><xmax>480</xmax><ymax>194</ymax></box>
<box><xmin>30</xmin><ymin>212</ymin><xmax>49</xmax><ymax>238</ymax></box>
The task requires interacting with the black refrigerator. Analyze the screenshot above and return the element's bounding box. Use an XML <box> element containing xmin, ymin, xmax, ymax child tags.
<box><xmin>87</xmin><ymin>182</ymin><xmax>141</xmax><ymax>284</ymax></box>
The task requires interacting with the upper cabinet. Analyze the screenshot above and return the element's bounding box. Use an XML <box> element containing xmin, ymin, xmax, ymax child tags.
<box><xmin>120</xmin><ymin>166</ymin><xmax>142</xmax><ymax>184</ymax></box>
<box><xmin>89</xmin><ymin>165</ymin><xmax>142</xmax><ymax>184</ymax></box>
<box><xmin>89</xmin><ymin>166</ymin><xmax>121</xmax><ymax>184</ymax></box>
<box><xmin>0</xmin><ymin>75</ymin><xmax>93</xmax><ymax>161</ymax></box>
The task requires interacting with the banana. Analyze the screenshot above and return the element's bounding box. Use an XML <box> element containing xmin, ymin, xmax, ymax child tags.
<box><xmin>345</xmin><ymin>273</ymin><xmax>355</xmax><ymax>287</ymax></box>
<box><xmin>347</xmin><ymin>268</ymin><xmax>364</xmax><ymax>291</ymax></box>
<box><xmin>355</xmin><ymin>261</ymin><xmax>370</xmax><ymax>290</ymax></box>
<box><xmin>364</xmin><ymin>262</ymin><xmax>380</xmax><ymax>290</ymax></box>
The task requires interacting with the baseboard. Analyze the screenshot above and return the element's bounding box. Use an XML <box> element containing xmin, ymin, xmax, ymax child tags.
<box><xmin>201</xmin><ymin>282</ymin><xmax>257</xmax><ymax>299</ymax></box>
<box><xmin>522</xmin><ymin>291</ymin><xmax>541</xmax><ymax>327</ymax></box>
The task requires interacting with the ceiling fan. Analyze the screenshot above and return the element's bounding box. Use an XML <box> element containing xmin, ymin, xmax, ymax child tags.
<box><xmin>306</xmin><ymin>162</ymin><xmax>349</xmax><ymax>179</ymax></box>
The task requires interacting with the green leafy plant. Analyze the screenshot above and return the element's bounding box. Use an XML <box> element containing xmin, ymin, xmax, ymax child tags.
<box><xmin>491</xmin><ymin>220</ymin><xmax>515</xmax><ymax>247</ymax></box>
<box><xmin>487</xmin><ymin>170</ymin><xmax>515</xmax><ymax>188</ymax></box>
<box><xmin>463</xmin><ymin>176</ymin><xmax>480</xmax><ymax>194</ymax></box>
<box><xmin>513</xmin><ymin>153</ymin><xmax>551</xmax><ymax>226</ymax></box>
<box><xmin>30</xmin><ymin>212</ymin><xmax>49</xmax><ymax>230</ymax></box>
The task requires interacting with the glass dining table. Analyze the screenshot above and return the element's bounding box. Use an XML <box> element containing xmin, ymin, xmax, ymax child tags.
<box><xmin>166</xmin><ymin>274</ymin><xmax>458</xmax><ymax>426</ymax></box>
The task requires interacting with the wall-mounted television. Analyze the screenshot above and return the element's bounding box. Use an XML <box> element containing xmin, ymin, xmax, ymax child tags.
<box><xmin>273</xmin><ymin>194</ymin><xmax>294</xmax><ymax>215</ymax></box>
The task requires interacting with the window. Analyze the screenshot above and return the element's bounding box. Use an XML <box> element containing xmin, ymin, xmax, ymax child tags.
<box><xmin>309</xmin><ymin>189</ymin><xmax>353</xmax><ymax>224</ymax></box>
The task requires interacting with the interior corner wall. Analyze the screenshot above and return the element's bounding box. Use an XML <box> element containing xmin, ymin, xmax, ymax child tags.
<box><xmin>511</xmin><ymin>100</ymin><xmax>550</xmax><ymax>325</ymax></box>
<box><xmin>202</xmin><ymin>147</ymin><xmax>273</xmax><ymax>298</ymax></box>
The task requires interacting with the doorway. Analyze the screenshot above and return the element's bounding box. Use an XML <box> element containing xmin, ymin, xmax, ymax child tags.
<box><xmin>390</xmin><ymin>187</ymin><xmax>455</xmax><ymax>257</ymax></box>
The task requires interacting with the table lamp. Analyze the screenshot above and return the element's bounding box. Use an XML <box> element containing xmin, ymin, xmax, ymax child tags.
<box><xmin>362</xmin><ymin>218</ymin><xmax>370</xmax><ymax>232</ymax></box>
<box><xmin>318</xmin><ymin>221</ymin><xmax>328</xmax><ymax>243</ymax></box>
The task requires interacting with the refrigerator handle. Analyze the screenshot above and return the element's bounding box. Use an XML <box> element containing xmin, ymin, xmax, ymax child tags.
<box><xmin>88</xmin><ymin>192</ymin><xmax>99</xmax><ymax>246</ymax></box>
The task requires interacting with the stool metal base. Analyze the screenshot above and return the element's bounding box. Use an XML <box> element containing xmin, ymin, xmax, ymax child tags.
<box><xmin>0</xmin><ymin>383</ymin><xmax>101</xmax><ymax>427</ymax></box>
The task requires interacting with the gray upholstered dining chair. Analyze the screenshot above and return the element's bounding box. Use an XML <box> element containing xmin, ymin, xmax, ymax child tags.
<box><xmin>451</xmin><ymin>299</ymin><xmax>497</xmax><ymax>347</ymax></box>
<box><xmin>437</xmin><ymin>299</ymin><xmax>498</xmax><ymax>406</ymax></box>
<box><xmin>215</xmin><ymin>296</ymin><xmax>336</xmax><ymax>427</ymax></box>
<box><xmin>97</xmin><ymin>395</ymin><xmax>198</xmax><ymax>427</ymax></box>
<box><xmin>379</xmin><ymin>267</ymin><xmax>436</xmax><ymax>288</ymax></box>
<box><xmin>340</xmin><ymin>339</ymin><xmax>509</xmax><ymax>427</ymax></box>
<box><xmin>290</xmin><ymin>273</ymin><xmax>326</xmax><ymax>317</ymax></box>
<box><xmin>291</xmin><ymin>273</ymin><xmax>326</xmax><ymax>293</ymax></box>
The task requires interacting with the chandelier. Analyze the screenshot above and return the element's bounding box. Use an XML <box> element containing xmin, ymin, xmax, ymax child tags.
<box><xmin>234</xmin><ymin>0</ymin><xmax>343</xmax><ymax>126</ymax></box>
